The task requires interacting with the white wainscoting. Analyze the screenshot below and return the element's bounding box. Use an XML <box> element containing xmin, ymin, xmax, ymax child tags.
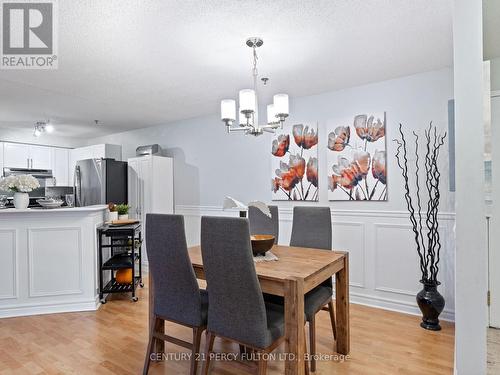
<box><xmin>176</xmin><ymin>205</ymin><xmax>456</xmax><ymax>321</ymax></box>
<box><xmin>0</xmin><ymin>229</ymin><xmax>18</xmax><ymax>300</ymax></box>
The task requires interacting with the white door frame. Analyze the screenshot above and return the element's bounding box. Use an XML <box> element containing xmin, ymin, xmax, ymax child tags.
<box><xmin>489</xmin><ymin>90</ymin><xmax>500</xmax><ymax>327</ymax></box>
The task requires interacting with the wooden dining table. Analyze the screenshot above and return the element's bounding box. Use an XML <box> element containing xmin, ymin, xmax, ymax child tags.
<box><xmin>149</xmin><ymin>244</ymin><xmax>349</xmax><ymax>375</ymax></box>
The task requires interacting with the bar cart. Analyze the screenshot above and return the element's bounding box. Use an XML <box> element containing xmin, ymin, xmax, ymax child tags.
<box><xmin>97</xmin><ymin>223</ymin><xmax>144</xmax><ymax>303</ymax></box>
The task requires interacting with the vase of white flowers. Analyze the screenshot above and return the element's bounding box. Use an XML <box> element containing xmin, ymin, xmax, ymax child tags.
<box><xmin>0</xmin><ymin>175</ymin><xmax>40</xmax><ymax>209</ymax></box>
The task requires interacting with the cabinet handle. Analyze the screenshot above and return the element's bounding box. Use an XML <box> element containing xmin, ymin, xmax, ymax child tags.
<box><xmin>31</xmin><ymin>159</ymin><xmax>33</xmax><ymax>168</ymax></box>
<box><xmin>27</xmin><ymin>158</ymin><xmax>29</xmax><ymax>168</ymax></box>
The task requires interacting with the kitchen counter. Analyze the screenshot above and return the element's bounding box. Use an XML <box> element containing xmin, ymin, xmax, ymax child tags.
<box><xmin>0</xmin><ymin>205</ymin><xmax>107</xmax><ymax>318</ymax></box>
<box><xmin>0</xmin><ymin>205</ymin><xmax>107</xmax><ymax>213</ymax></box>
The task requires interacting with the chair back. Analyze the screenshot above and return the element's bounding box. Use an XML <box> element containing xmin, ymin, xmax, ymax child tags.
<box><xmin>146</xmin><ymin>214</ymin><xmax>204</xmax><ymax>327</ymax></box>
<box><xmin>290</xmin><ymin>207</ymin><xmax>332</xmax><ymax>288</ymax></box>
<box><xmin>201</xmin><ymin>216</ymin><xmax>269</xmax><ymax>346</ymax></box>
<box><xmin>248</xmin><ymin>205</ymin><xmax>279</xmax><ymax>244</ymax></box>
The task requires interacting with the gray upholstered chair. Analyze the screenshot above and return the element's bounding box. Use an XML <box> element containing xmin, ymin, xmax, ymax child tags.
<box><xmin>143</xmin><ymin>214</ymin><xmax>208</xmax><ymax>375</ymax></box>
<box><xmin>200</xmin><ymin>216</ymin><xmax>308</xmax><ymax>375</ymax></box>
<box><xmin>290</xmin><ymin>206</ymin><xmax>336</xmax><ymax>372</ymax></box>
<box><xmin>248</xmin><ymin>205</ymin><xmax>279</xmax><ymax>244</ymax></box>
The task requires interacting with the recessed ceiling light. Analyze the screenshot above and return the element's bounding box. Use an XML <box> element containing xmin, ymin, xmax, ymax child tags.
<box><xmin>45</xmin><ymin>124</ymin><xmax>54</xmax><ymax>133</ymax></box>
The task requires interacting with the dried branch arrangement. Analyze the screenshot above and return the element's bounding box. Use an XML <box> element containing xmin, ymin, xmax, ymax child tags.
<box><xmin>394</xmin><ymin>123</ymin><xmax>447</xmax><ymax>284</ymax></box>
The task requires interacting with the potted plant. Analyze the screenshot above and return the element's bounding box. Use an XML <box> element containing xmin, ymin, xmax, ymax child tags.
<box><xmin>394</xmin><ymin>123</ymin><xmax>447</xmax><ymax>331</ymax></box>
<box><xmin>0</xmin><ymin>174</ymin><xmax>40</xmax><ymax>209</ymax></box>
<box><xmin>116</xmin><ymin>204</ymin><xmax>129</xmax><ymax>220</ymax></box>
<box><xmin>107</xmin><ymin>203</ymin><xmax>119</xmax><ymax>221</ymax></box>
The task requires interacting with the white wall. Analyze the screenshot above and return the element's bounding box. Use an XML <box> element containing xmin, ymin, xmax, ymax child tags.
<box><xmin>492</xmin><ymin>57</ymin><xmax>500</xmax><ymax>92</ymax></box>
<box><xmin>454</xmin><ymin>0</ymin><xmax>488</xmax><ymax>373</ymax></box>
<box><xmin>89</xmin><ymin>68</ymin><xmax>456</xmax><ymax>319</ymax></box>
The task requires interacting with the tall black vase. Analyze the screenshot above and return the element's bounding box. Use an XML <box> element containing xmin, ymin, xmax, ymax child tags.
<box><xmin>416</xmin><ymin>280</ymin><xmax>445</xmax><ymax>331</ymax></box>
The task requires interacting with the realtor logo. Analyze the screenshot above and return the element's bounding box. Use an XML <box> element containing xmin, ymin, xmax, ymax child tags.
<box><xmin>1</xmin><ymin>0</ymin><xmax>58</xmax><ymax>69</ymax></box>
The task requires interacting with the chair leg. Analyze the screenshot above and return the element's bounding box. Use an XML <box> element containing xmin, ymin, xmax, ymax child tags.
<box><xmin>143</xmin><ymin>316</ymin><xmax>161</xmax><ymax>375</ymax></box>
<box><xmin>201</xmin><ymin>332</ymin><xmax>215</xmax><ymax>375</ymax></box>
<box><xmin>309</xmin><ymin>316</ymin><xmax>316</xmax><ymax>372</ymax></box>
<box><xmin>257</xmin><ymin>351</ymin><xmax>267</xmax><ymax>375</ymax></box>
<box><xmin>304</xmin><ymin>326</ymin><xmax>310</xmax><ymax>375</ymax></box>
<box><xmin>190</xmin><ymin>327</ymin><xmax>204</xmax><ymax>375</ymax></box>
<box><xmin>327</xmin><ymin>301</ymin><xmax>337</xmax><ymax>340</ymax></box>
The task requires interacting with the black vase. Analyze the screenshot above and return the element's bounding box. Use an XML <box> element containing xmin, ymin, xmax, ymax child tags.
<box><xmin>416</xmin><ymin>280</ymin><xmax>445</xmax><ymax>331</ymax></box>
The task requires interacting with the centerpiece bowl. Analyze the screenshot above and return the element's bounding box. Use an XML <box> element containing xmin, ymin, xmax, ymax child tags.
<box><xmin>250</xmin><ymin>234</ymin><xmax>275</xmax><ymax>256</ymax></box>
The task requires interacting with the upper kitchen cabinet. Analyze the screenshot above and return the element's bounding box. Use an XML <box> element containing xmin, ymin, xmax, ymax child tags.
<box><xmin>3</xmin><ymin>143</ymin><xmax>30</xmax><ymax>168</ymax></box>
<box><xmin>30</xmin><ymin>145</ymin><xmax>53</xmax><ymax>169</ymax></box>
<box><xmin>3</xmin><ymin>143</ymin><xmax>53</xmax><ymax>170</ymax></box>
<box><xmin>69</xmin><ymin>144</ymin><xmax>122</xmax><ymax>182</ymax></box>
<box><xmin>52</xmin><ymin>148</ymin><xmax>70</xmax><ymax>186</ymax></box>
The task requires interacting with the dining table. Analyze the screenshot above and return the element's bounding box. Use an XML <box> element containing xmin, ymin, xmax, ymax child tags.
<box><xmin>149</xmin><ymin>244</ymin><xmax>349</xmax><ymax>375</ymax></box>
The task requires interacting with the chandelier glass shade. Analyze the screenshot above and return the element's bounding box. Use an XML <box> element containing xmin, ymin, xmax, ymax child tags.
<box><xmin>220</xmin><ymin>38</ymin><xmax>289</xmax><ymax>136</ymax></box>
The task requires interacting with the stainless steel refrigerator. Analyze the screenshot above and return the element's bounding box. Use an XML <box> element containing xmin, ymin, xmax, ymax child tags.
<box><xmin>74</xmin><ymin>158</ymin><xmax>127</xmax><ymax>207</ymax></box>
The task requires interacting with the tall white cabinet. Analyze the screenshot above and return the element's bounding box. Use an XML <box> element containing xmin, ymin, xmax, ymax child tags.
<box><xmin>128</xmin><ymin>155</ymin><xmax>174</xmax><ymax>265</ymax></box>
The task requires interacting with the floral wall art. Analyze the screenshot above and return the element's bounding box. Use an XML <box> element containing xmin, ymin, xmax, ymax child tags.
<box><xmin>271</xmin><ymin>123</ymin><xmax>319</xmax><ymax>201</ymax></box>
<box><xmin>327</xmin><ymin>112</ymin><xmax>387</xmax><ymax>201</ymax></box>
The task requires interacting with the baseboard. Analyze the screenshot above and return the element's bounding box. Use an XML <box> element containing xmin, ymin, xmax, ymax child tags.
<box><xmin>0</xmin><ymin>297</ymin><xmax>99</xmax><ymax>319</ymax></box>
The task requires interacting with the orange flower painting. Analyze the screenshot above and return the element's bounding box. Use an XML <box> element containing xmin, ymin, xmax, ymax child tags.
<box><xmin>327</xmin><ymin>112</ymin><xmax>387</xmax><ymax>201</ymax></box>
<box><xmin>271</xmin><ymin>123</ymin><xmax>319</xmax><ymax>201</ymax></box>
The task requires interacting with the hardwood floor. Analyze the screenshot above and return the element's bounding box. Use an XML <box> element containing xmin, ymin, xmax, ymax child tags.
<box><xmin>0</xmin><ymin>277</ymin><xmax>454</xmax><ymax>374</ymax></box>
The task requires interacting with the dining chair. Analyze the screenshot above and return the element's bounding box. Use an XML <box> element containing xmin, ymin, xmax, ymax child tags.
<box><xmin>290</xmin><ymin>206</ymin><xmax>336</xmax><ymax>372</ymax></box>
<box><xmin>200</xmin><ymin>216</ymin><xmax>308</xmax><ymax>375</ymax></box>
<box><xmin>248</xmin><ymin>205</ymin><xmax>279</xmax><ymax>244</ymax></box>
<box><xmin>143</xmin><ymin>214</ymin><xmax>208</xmax><ymax>375</ymax></box>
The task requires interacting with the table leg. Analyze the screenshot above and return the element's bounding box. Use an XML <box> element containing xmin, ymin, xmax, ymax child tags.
<box><xmin>335</xmin><ymin>253</ymin><xmax>350</xmax><ymax>355</ymax></box>
<box><xmin>149</xmin><ymin>273</ymin><xmax>164</xmax><ymax>353</ymax></box>
<box><xmin>285</xmin><ymin>277</ymin><xmax>305</xmax><ymax>375</ymax></box>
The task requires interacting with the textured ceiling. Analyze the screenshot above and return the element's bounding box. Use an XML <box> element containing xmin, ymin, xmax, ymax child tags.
<box><xmin>0</xmin><ymin>0</ymin><xmax>453</xmax><ymax>139</ymax></box>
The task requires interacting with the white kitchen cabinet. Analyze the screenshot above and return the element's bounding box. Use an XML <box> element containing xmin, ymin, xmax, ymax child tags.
<box><xmin>0</xmin><ymin>142</ymin><xmax>4</xmax><ymax>175</ymax></box>
<box><xmin>3</xmin><ymin>143</ymin><xmax>31</xmax><ymax>168</ymax></box>
<box><xmin>128</xmin><ymin>155</ymin><xmax>173</xmax><ymax>265</ymax></box>
<box><xmin>69</xmin><ymin>144</ymin><xmax>122</xmax><ymax>183</ymax></box>
<box><xmin>52</xmin><ymin>148</ymin><xmax>70</xmax><ymax>186</ymax></box>
<box><xmin>30</xmin><ymin>145</ymin><xmax>52</xmax><ymax>169</ymax></box>
<box><xmin>3</xmin><ymin>143</ymin><xmax>53</xmax><ymax>170</ymax></box>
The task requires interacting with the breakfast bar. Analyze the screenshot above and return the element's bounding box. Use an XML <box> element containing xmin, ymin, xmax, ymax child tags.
<box><xmin>0</xmin><ymin>205</ymin><xmax>107</xmax><ymax>318</ymax></box>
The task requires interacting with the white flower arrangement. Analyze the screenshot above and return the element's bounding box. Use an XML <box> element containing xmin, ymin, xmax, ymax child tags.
<box><xmin>0</xmin><ymin>174</ymin><xmax>40</xmax><ymax>193</ymax></box>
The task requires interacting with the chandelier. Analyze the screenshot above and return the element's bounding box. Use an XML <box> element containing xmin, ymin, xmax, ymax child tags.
<box><xmin>220</xmin><ymin>37</ymin><xmax>289</xmax><ymax>136</ymax></box>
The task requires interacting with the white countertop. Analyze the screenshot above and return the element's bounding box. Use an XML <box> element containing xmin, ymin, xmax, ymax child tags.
<box><xmin>0</xmin><ymin>204</ymin><xmax>108</xmax><ymax>213</ymax></box>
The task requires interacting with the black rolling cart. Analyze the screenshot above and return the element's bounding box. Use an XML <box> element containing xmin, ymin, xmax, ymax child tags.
<box><xmin>97</xmin><ymin>223</ymin><xmax>144</xmax><ymax>303</ymax></box>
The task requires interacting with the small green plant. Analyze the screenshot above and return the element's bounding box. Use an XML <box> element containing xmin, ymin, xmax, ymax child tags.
<box><xmin>116</xmin><ymin>204</ymin><xmax>129</xmax><ymax>215</ymax></box>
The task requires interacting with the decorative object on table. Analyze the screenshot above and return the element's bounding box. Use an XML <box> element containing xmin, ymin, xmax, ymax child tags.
<box><xmin>116</xmin><ymin>204</ymin><xmax>129</xmax><ymax>220</ymax></box>
<box><xmin>327</xmin><ymin>112</ymin><xmax>387</xmax><ymax>201</ymax></box>
<box><xmin>115</xmin><ymin>268</ymin><xmax>133</xmax><ymax>284</ymax></box>
<box><xmin>394</xmin><ymin>123</ymin><xmax>447</xmax><ymax>331</ymax></box>
<box><xmin>271</xmin><ymin>123</ymin><xmax>319</xmax><ymax>201</ymax></box>
<box><xmin>107</xmin><ymin>203</ymin><xmax>119</xmax><ymax>221</ymax></box>
<box><xmin>250</xmin><ymin>234</ymin><xmax>275</xmax><ymax>256</ymax></box>
<box><xmin>65</xmin><ymin>194</ymin><xmax>75</xmax><ymax>207</ymax></box>
<box><xmin>0</xmin><ymin>174</ymin><xmax>40</xmax><ymax>209</ymax></box>
<box><xmin>220</xmin><ymin>37</ymin><xmax>289</xmax><ymax>136</ymax></box>
<box><xmin>222</xmin><ymin>196</ymin><xmax>271</xmax><ymax>218</ymax></box>
<box><xmin>36</xmin><ymin>198</ymin><xmax>64</xmax><ymax>209</ymax></box>
<box><xmin>252</xmin><ymin>251</ymin><xmax>279</xmax><ymax>263</ymax></box>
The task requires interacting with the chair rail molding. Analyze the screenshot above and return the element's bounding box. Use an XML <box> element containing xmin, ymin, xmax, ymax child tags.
<box><xmin>175</xmin><ymin>204</ymin><xmax>456</xmax><ymax>321</ymax></box>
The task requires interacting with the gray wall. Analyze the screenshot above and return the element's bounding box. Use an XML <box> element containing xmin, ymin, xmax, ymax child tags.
<box><xmin>88</xmin><ymin>67</ymin><xmax>454</xmax><ymax>212</ymax></box>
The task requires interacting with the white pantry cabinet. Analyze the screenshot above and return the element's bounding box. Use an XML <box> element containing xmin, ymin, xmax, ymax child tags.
<box><xmin>128</xmin><ymin>155</ymin><xmax>173</xmax><ymax>265</ymax></box>
<box><xmin>128</xmin><ymin>155</ymin><xmax>173</xmax><ymax>221</ymax></box>
<box><xmin>3</xmin><ymin>143</ymin><xmax>52</xmax><ymax>170</ymax></box>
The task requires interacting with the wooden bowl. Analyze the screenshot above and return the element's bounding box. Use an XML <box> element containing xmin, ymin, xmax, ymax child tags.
<box><xmin>250</xmin><ymin>235</ymin><xmax>275</xmax><ymax>256</ymax></box>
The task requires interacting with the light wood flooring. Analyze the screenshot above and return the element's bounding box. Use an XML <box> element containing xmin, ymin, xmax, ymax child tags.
<box><xmin>0</xmin><ymin>278</ymin><xmax>454</xmax><ymax>374</ymax></box>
